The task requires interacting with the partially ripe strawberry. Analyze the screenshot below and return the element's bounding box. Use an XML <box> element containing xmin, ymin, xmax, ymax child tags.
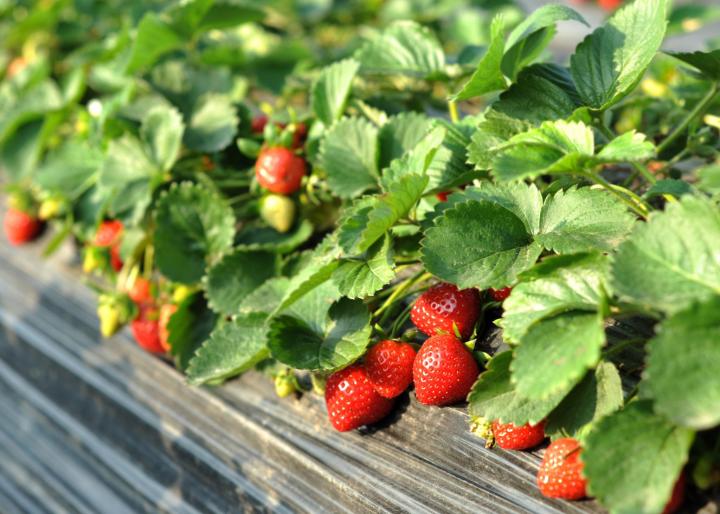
<box><xmin>492</xmin><ymin>420</ymin><xmax>546</xmax><ymax>450</ymax></box>
<box><xmin>128</xmin><ymin>277</ymin><xmax>153</xmax><ymax>304</ymax></box>
<box><xmin>325</xmin><ymin>365</ymin><xmax>395</xmax><ymax>432</ymax></box>
<box><xmin>410</xmin><ymin>283</ymin><xmax>480</xmax><ymax>340</ymax></box>
<box><xmin>94</xmin><ymin>220</ymin><xmax>123</xmax><ymax>247</ymax></box>
<box><xmin>131</xmin><ymin>305</ymin><xmax>164</xmax><ymax>353</ymax></box>
<box><xmin>662</xmin><ymin>473</ymin><xmax>686</xmax><ymax>514</ymax></box>
<box><xmin>537</xmin><ymin>438</ymin><xmax>587</xmax><ymax>500</ymax></box>
<box><xmin>255</xmin><ymin>147</ymin><xmax>307</xmax><ymax>195</ymax></box>
<box><xmin>365</xmin><ymin>340</ymin><xmax>416</xmax><ymax>398</ymax></box>
<box><xmin>488</xmin><ymin>287</ymin><xmax>512</xmax><ymax>302</ymax></box>
<box><xmin>4</xmin><ymin>208</ymin><xmax>41</xmax><ymax>245</ymax></box>
<box><xmin>413</xmin><ymin>334</ymin><xmax>479</xmax><ymax>406</ymax></box>
<box><xmin>158</xmin><ymin>303</ymin><xmax>178</xmax><ymax>352</ymax></box>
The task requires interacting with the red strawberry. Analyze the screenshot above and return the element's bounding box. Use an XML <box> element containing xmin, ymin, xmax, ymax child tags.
<box><xmin>255</xmin><ymin>147</ymin><xmax>307</xmax><ymax>195</ymax></box>
<box><xmin>131</xmin><ymin>305</ymin><xmax>164</xmax><ymax>353</ymax></box>
<box><xmin>94</xmin><ymin>220</ymin><xmax>123</xmax><ymax>248</ymax></box>
<box><xmin>413</xmin><ymin>334</ymin><xmax>479</xmax><ymax>406</ymax></box>
<box><xmin>488</xmin><ymin>287</ymin><xmax>512</xmax><ymax>302</ymax></box>
<box><xmin>537</xmin><ymin>438</ymin><xmax>587</xmax><ymax>500</ymax></box>
<box><xmin>598</xmin><ymin>0</ymin><xmax>622</xmax><ymax>10</ymax></box>
<box><xmin>492</xmin><ymin>420</ymin><xmax>546</xmax><ymax>450</ymax></box>
<box><xmin>291</xmin><ymin>122</ymin><xmax>308</xmax><ymax>149</ymax></box>
<box><xmin>365</xmin><ymin>340</ymin><xmax>416</xmax><ymax>398</ymax></box>
<box><xmin>110</xmin><ymin>245</ymin><xmax>123</xmax><ymax>272</ymax></box>
<box><xmin>410</xmin><ymin>283</ymin><xmax>480</xmax><ymax>340</ymax></box>
<box><xmin>435</xmin><ymin>191</ymin><xmax>450</xmax><ymax>202</ymax></box>
<box><xmin>129</xmin><ymin>277</ymin><xmax>153</xmax><ymax>304</ymax></box>
<box><xmin>158</xmin><ymin>303</ymin><xmax>178</xmax><ymax>352</ymax></box>
<box><xmin>662</xmin><ymin>473</ymin><xmax>685</xmax><ymax>514</ymax></box>
<box><xmin>251</xmin><ymin>114</ymin><xmax>269</xmax><ymax>134</ymax></box>
<box><xmin>4</xmin><ymin>208</ymin><xmax>41</xmax><ymax>245</ymax></box>
<box><xmin>325</xmin><ymin>365</ymin><xmax>395</xmax><ymax>432</ymax></box>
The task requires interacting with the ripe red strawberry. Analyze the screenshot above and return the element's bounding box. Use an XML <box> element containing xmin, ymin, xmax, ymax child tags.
<box><xmin>4</xmin><ymin>208</ymin><xmax>41</xmax><ymax>245</ymax></box>
<box><xmin>325</xmin><ymin>365</ymin><xmax>395</xmax><ymax>431</ymax></box>
<box><xmin>131</xmin><ymin>305</ymin><xmax>164</xmax><ymax>353</ymax></box>
<box><xmin>94</xmin><ymin>220</ymin><xmax>123</xmax><ymax>247</ymax></box>
<box><xmin>128</xmin><ymin>277</ymin><xmax>153</xmax><ymax>304</ymax></box>
<box><xmin>158</xmin><ymin>303</ymin><xmax>178</xmax><ymax>352</ymax></box>
<box><xmin>492</xmin><ymin>420</ymin><xmax>546</xmax><ymax>450</ymax></box>
<box><xmin>410</xmin><ymin>283</ymin><xmax>480</xmax><ymax>340</ymax></box>
<box><xmin>435</xmin><ymin>191</ymin><xmax>450</xmax><ymax>202</ymax></box>
<box><xmin>598</xmin><ymin>0</ymin><xmax>622</xmax><ymax>10</ymax></box>
<box><xmin>662</xmin><ymin>473</ymin><xmax>686</xmax><ymax>514</ymax></box>
<box><xmin>255</xmin><ymin>147</ymin><xmax>307</xmax><ymax>195</ymax></box>
<box><xmin>488</xmin><ymin>287</ymin><xmax>512</xmax><ymax>302</ymax></box>
<box><xmin>109</xmin><ymin>245</ymin><xmax>123</xmax><ymax>272</ymax></box>
<box><xmin>365</xmin><ymin>340</ymin><xmax>416</xmax><ymax>398</ymax></box>
<box><xmin>537</xmin><ymin>438</ymin><xmax>587</xmax><ymax>500</ymax></box>
<box><xmin>251</xmin><ymin>114</ymin><xmax>269</xmax><ymax>134</ymax></box>
<box><xmin>413</xmin><ymin>334</ymin><xmax>480</xmax><ymax>406</ymax></box>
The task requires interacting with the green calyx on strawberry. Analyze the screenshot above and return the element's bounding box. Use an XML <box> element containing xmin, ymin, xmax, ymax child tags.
<box><xmin>413</xmin><ymin>333</ymin><xmax>480</xmax><ymax>406</ymax></box>
<box><xmin>364</xmin><ymin>339</ymin><xmax>416</xmax><ymax>399</ymax></box>
<box><xmin>97</xmin><ymin>293</ymin><xmax>135</xmax><ymax>338</ymax></box>
<box><xmin>255</xmin><ymin>146</ymin><xmax>307</xmax><ymax>195</ymax></box>
<box><xmin>259</xmin><ymin>194</ymin><xmax>296</xmax><ymax>233</ymax></box>
<box><xmin>410</xmin><ymin>283</ymin><xmax>481</xmax><ymax>340</ymax></box>
<box><xmin>325</xmin><ymin>364</ymin><xmax>394</xmax><ymax>432</ymax></box>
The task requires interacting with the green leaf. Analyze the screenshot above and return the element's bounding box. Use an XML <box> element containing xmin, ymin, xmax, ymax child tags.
<box><xmin>98</xmin><ymin>134</ymin><xmax>158</xmax><ymax>223</ymax></box>
<box><xmin>697</xmin><ymin>163</ymin><xmax>720</xmax><ymax>194</ymax></box>
<box><xmin>239</xmin><ymin>277</ymin><xmax>289</xmax><ymax>316</ymax></box>
<box><xmin>0</xmin><ymin>80</ymin><xmax>63</xmax><ymax>145</ymax></box>
<box><xmin>167</xmin><ymin>294</ymin><xmax>218</xmax><ymax>371</ymax></box>
<box><xmin>269</xmin><ymin>297</ymin><xmax>371</xmax><ymax>371</ymax></box>
<box><xmin>421</xmin><ymin>200</ymin><xmax>542</xmax><ymax>289</ymax></box>
<box><xmin>140</xmin><ymin>104</ymin><xmax>184</xmax><ymax>172</ymax></box>
<box><xmin>196</xmin><ymin>1</ymin><xmax>264</xmax><ymax>31</ymax></box>
<box><xmin>235</xmin><ymin>219</ymin><xmax>314</xmax><ymax>254</ymax></box>
<box><xmin>126</xmin><ymin>13</ymin><xmax>184</xmax><ymax>73</ymax></box>
<box><xmin>537</xmin><ymin>187</ymin><xmax>636</xmax><ymax>254</ymax></box>
<box><xmin>319</xmin><ymin>117</ymin><xmax>378</xmax><ymax>198</ymax></box>
<box><xmin>499</xmin><ymin>252</ymin><xmax>609</xmax><ymax>342</ymax></box>
<box><xmin>596</xmin><ymin>130</ymin><xmax>656</xmax><ymax>161</ymax></box>
<box><xmin>340</xmin><ymin>173</ymin><xmax>428</xmax><ymax>256</ymax></box>
<box><xmin>451</xmin><ymin>16</ymin><xmax>506</xmax><ymax>101</ymax></box>
<box><xmin>311</xmin><ymin>58</ymin><xmax>359</xmax><ymax>125</ymax></box>
<box><xmin>494</xmin><ymin>64</ymin><xmax>581</xmax><ymax>124</ymax></box>
<box><xmin>502</xmin><ymin>5</ymin><xmax>588</xmax><ymax>80</ymax></box>
<box><xmin>583</xmin><ymin>401</ymin><xmax>694</xmax><ymax>514</ymax></box>
<box><xmin>204</xmin><ymin>250</ymin><xmax>277</xmax><ymax>316</ymax></box>
<box><xmin>570</xmin><ymin>0</ymin><xmax>669</xmax><ymax>109</ymax></box>
<box><xmin>610</xmin><ymin>196</ymin><xmax>720</xmax><ymax>314</ymax></box>
<box><xmin>460</xmin><ymin>182</ymin><xmax>543</xmax><ymax>235</ymax></box>
<box><xmin>35</xmin><ymin>141</ymin><xmax>102</xmax><ymax>199</ymax></box>
<box><xmin>545</xmin><ymin>361</ymin><xmax>623</xmax><ymax>439</ymax></box>
<box><xmin>186</xmin><ymin>312</ymin><xmax>269</xmax><ymax>385</ymax></box>
<box><xmin>511</xmin><ymin>311</ymin><xmax>606</xmax><ymax>400</ymax></box>
<box><xmin>467</xmin><ymin>351</ymin><xmax>566</xmax><ymax>426</ymax></box>
<box><xmin>380</xmin><ymin>125</ymin><xmax>445</xmax><ymax>190</ymax></box>
<box><xmin>184</xmin><ymin>94</ymin><xmax>239</xmax><ymax>152</ymax></box>
<box><xmin>357</xmin><ymin>21</ymin><xmax>445</xmax><ymax>78</ymax></box>
<box><xmin>666</xmin><ymin>49</ymin><xmax>720</xmax><ymax>80</ymax></box>
<box><xmin>642</xmin><ymin>179</ymin><xmax>694</xmax><ymax>199</ymax></box>
<box><xmin>467</xmin><ymin>111</ymin><xmax>530</xmax><ymax>171</ymax></box>
<box><xmin>333</xmin><ymin>234</ymin><xmax>396</xmax><ymax>299</ymax></box>
<box><xmin>154</xmin><ymin>182</ymin><xmax>236</xmax><ymax>284</ymax></box>
<box><xmin>643</xmin><ymin>296</ymin><xmax>720</xmax><ymax>429</ymax></box>
<box><xmin>378</xmin><ymin>112</ymin><xmax>433</xmax><ymax>168</ymax></box>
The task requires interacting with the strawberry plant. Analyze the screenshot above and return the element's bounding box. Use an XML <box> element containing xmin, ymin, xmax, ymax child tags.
<box><xmin>2</xmin><ymin>0</ymin><xmax>720</xmax><ymax>512</ymax></box>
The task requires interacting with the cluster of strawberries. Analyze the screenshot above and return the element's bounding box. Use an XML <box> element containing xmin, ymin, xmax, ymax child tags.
<box><xmin>323</xmin><ymin>282</ymin><xmax>687</xmax><ymax>510</ymax></box>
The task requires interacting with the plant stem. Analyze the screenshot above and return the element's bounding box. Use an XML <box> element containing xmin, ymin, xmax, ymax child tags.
<box><xmin>602</xmin><ymin>338</ymin><xmax>646</xmax><ymax>358</ymax></box>
<box><xmin>585</xmin><ymin>172</ymin><xmax>649</xmax><ymax>218</ymax></box>
<box><xmin>448</xmin><ymin>100</ymin><xmax>460</xmax><ymax>124</ymax></box>
<box><xmin>657</xmin><ymin>81</ymin><xmax>719</xmax><ymax>156</ymax></box>
<box><xmin>374</xmin><ymin>271</ymin><xmax>431</xmax><ymax>322</ymax></box>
